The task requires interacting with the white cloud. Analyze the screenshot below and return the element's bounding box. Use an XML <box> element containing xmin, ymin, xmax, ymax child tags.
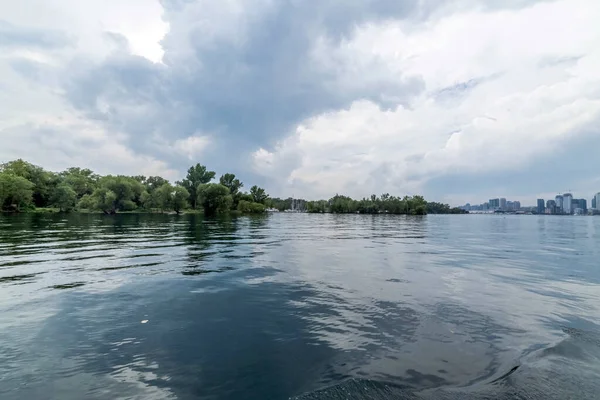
<box><xmin>170</xmin><ymin>135</ymin><xmax>211</xmax><ymax>161</ymax></box>
<box><xmin>253</xmin><ymin>0</ymin><xmax>600</xmax><ymax>202</ymax></box>
<box><xmin>0</xmin><ymin>118</ymin><xmax>179</xmax><ymax>180</ymax></box>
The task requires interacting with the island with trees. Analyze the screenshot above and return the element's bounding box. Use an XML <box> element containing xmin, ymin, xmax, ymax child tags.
<box><xmin>0</xmin><ymin>159</ymin><xmax>466</xmax><ymax>215</ymax></box>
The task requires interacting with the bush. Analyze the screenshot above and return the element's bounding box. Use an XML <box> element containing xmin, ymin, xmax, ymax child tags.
<box><xmin>237</xmin><ymin>200</ymin><xmax>267</xmax><ymax>214</ymax></box>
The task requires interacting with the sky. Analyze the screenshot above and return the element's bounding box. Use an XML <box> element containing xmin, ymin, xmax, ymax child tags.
<box><xmin>1</xmin><ymin>0</ymin><xmax>599</xmax><ymax>206</ymax></box>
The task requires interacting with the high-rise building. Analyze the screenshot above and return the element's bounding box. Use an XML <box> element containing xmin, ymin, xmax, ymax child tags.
<box><xmin>555</xmin><ymin>195</ymin><xmax>563</xmax><ymax>214</ymax></box>
<box><xmin>546</xmin><ymin>200</ymin><xmax>557</xmax><ymax>214</ymax></box>
<box><xmin>595</xmin><ymin>193</ymin><xmax>600</xmax><ymax>210</ymax></box>
<box><xmin>593</xmin><ymin>196</ymin><xmax>597</xmax><ymax>210</ymax></box>
<box><xmin>537</xmin><ymin>199</ymin><xmax>545</xmax><ymax>214</ymax></box>
<box><xmin>500</xmin><ymin>198</ymin><xmax>507</xmax><ymax>210</ymax></box>
<box><xmin>572</xmin><ymin>199</ymin><xmax>586</xmax><ymax>214</ymax></box>
<box><xmin>489</xmin><ymin>199</ymin><xmax>500</xmax><ymax>209</ymax></box>
<box><xmin>514</xmin><ymin>201</ymin><xmax>521</xmax><ymax>210</ymax></box>
<box><xmin>563</xmin><ymin>193</ymin><xmax>573</xmax><ymax>215</ymax></box>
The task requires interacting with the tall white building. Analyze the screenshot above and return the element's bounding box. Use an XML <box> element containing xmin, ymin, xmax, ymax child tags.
<box><xmin>595</xmin><ymin>193</ymin><xmax>600</xmax><ymax>209</ymax></box>
<box><xmin>555</xmin><ymin>195</ymin><xmax>563</xmax><ymax>213</ymax></box>
<box><xmin>563</xmin><ymin>193</ymin><xmax>573</xmax><ymax>215</ymax></box>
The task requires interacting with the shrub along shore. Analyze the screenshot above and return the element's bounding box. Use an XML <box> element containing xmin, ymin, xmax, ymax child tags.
<box><xmin>0</xmin><ymin>159</ymin><xmax>465</xmax><ymax>215</ymax></box>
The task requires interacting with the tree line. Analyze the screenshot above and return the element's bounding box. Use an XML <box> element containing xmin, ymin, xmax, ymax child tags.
<box><xmin>303</xmin><ymin>194</ymin><xmax>464</xmax><ymax>215</ymax></box>
<box><xmin>0</xmin><ymin>159</ymin><xmax>465</xmax><ymax>215</ymax></box>
<box><xmin>0</xmin><ymin>159</ymin><xmax>270</xmax><ymax>215</ymax></box>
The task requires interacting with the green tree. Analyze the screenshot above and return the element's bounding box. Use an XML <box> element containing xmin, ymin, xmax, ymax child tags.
<box><xmin>249</xmin><ymin>185</ymin><xmax>269</xmax><ymax>204</ymax></box>
<box><xmin>145</xmin><ymin>176</ymin><xmax>169</xmax><ymax>193</ymax></box>
<box><xmin>219</xmin><ymin>173</ymin><xmax>243</xmax><ymax>195</ymax></box>
<box><xmin>77</xmin><ymin>194</ymin><xmax>94</xmax><ymax>210</ymax></box>
<box><xmin>59</xmin><ymin>167</ymin><xmax>99</xmax><ymax>198</ymax></box>
<box><xmin>155</xmin><ymin>183</ymin><xmax>174</xmax><ymax>212</ymax></box>
<box><xmin>0</xmin><ymin>172</ymin><xmax>35</xmax><ymax>211</ymax></box>
<box><xmin>172</xmin><ymin>186</ymin><xmax>189</xmax><ymax>214</ymax></box>
<box><xmin>50</xmin><ymin>183</ymin><xmax>78</xmax><ymax>212</ymax></box>
<box><xmin>197</xmin><ymin>183</ymin><xmax>232</xmax><ymax>215</ymax></box>
<box><xmin>1</xmin><ymin>159</ymin><xmax>58</xmax><ymax>207</ymax></box>
<box><xmin>237</xmin><ymin>200</ymin><xmax>266</xmax><ymax>213</ymax></box>
<box><xmin>87</xmin><ymin>176</ymin><xmax>144</xmax><ymax>214</ymax></box>
<box><xmin>90</xmin><ymin>188</ymin><xmax>118</xmax><ymax>214</ymax></box>
<box><xmin>180</xmin><ymin>164</ymin><xmax>215</xmax><ymax>209</ymax></box>
<box><xmin>220</xmin><ymin>173</ymin><xmax>243</xmax><ymax>209</ymax></box>
<box><xmin>140</xmin><ymin>190</ymin><xmax>159</xmax><ymax>211</ymax></box>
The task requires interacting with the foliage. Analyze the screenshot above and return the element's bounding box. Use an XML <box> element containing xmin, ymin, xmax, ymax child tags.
<box><xmin>306</xmin><ymin>200</ymin><xmax>328</xmax><ymax>213</ymax></box>
<box><xmin>59</xmin><ymin>167</ymin><xmax>99</xmax><ymax>198</ymax></box>
<box><xmin>427</xmin><ymin>202</ymin><xmax>467</xmax><ymax>214</ymax></box>
<box><xmin>0</xmin><ymin>172</ymin><xmax>35</xmax><ymax>211</ymax></box>
<box><xmin>219</xmin><ymin>173</ymin><xmax>243</xmax><ymax>195</ymax></box>
<box><xmin>180</xmin><ymin>164</ymin><xmax>215</xmax><ymax>209</ymax></box>
<box><xmin>50</xmin><ymin>183</ymin><xmax>78</xmax><ymax>212</ymax></box>
<box><xmin>172</xmin><ymin>186</ymin><xmax>190</xmax><ymax>214</ymax></box>
<box><xmin>87</xmin><ymin>176</ymin><xmax>145</xmax><ymax>214</ymax></box>
<box><xmin>145</xmin><ymin>176</ymin><xmax>169</xmax><ymax>193</ymax></box>
<box><xmin>197</xmin><ymin>183</ymin><xmax>232</xmax><ymax>215</ymax></box>
<box><xmin>237</xmin><ymin>200</ymin><xmax>267</xmax><ymax>214</ymax></box>
<box><xmin>306</xmin><ymin>193</ymin><xmax>429</xmax><ymax>215</ymax></box>
<box><xmin>249</xmin><ymin>185</ymin><xmax>269</xmax><ymax>204</ymax></box>
<box><xmin>220</xmin><ymin>173</ymin><xmax>244</xmax><ymax>208</ymax></box>
<box><xmin>0</xmin><ymin>158</ymin><xmax>458</xmax><ymax>216</ymax></box>
<box><xmin>1</xmin><ymin>159</ymin><xmax>59</xmax><ymax>207</ymax></box>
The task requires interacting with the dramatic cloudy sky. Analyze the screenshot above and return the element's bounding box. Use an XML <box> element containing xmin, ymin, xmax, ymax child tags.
<box><xmin>1</xmin><ymin>0</ymin><xmax>599</xmax><ymax>205</ymax></box>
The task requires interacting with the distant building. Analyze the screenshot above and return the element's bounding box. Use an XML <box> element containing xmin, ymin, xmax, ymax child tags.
<box><xmin>593</xmin><ymin>196</ymin><xmax>597</xmax><ymax>210</ymax></box>
<box><xmin>563</xmin><ymin>193</ymin><xmax>573</xmax><ymax>215</ymax></box>
<box><xmin>500</xmin><ymin>198</ymin><xmax>507</xmax><ymax>210</ymax></box>
<box><xmin>546</xmin><ymin>200</ymin><xmax>557</xmax><ymax>214</ymax></box>
<box><xmin>573</xmin><ymin>199</ymin><xmax>587</xmax><ymax>214</ymax></box>
<box><xmin>595</xmin><ymin>193</ymin><xmax>600</xmax><ymax>210</ymax></box>
<box><xmin>489</xmin><ymin>199</ymin><xmax>500</xmax><ymax>209</ymax></box>
<box><xmin>555</xmin><ymin>195</ymin><xmax>563</xmax><ymax>214</ymax></box>
<box><xmin>514</xmin><ymin>201</ymin><xmax>521</xmax><ymax>210</ymax></box>
<box><xmin>537</xmin><ymin>199</ymin><xmax>545</xmax><ymax>214</ymax></box>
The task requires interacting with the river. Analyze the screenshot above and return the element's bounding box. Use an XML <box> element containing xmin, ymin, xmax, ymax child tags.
<box><xmin>1</xmin><ymin>213</ymin><xmax>599</xmax><ymax>399</ymax></box>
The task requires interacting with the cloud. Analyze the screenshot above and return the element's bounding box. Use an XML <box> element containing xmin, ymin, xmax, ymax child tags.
<box><xmin>0</xmin><ymin>20</ymin><xmax>73</xmax><ymax>49</ymax></box>
<box><xmin>0</xmin><ymin>0</ymin><xmax>599</xmax><ymax>204</ymax></box>
<box><xmin>251</xmin><ymin>0</ymin><xmax>600</xmax><ymax>202</ymax></box>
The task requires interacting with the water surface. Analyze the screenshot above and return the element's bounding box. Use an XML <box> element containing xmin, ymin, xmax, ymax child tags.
<box><xmin>1</xmin><ymin>213</ymin><xmax>599</xmax><ymax>399</ymax></box>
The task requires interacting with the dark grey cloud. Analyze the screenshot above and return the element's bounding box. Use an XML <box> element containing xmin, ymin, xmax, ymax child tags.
<box><xmin>53</xmin><ymin>0</ymin><xmax>554</xmax><ymax>182</ymax></box>
<box><xmin>0</xmin><ymin>20</ymin><xmax>72</xmax><ymax>49</ymax></box>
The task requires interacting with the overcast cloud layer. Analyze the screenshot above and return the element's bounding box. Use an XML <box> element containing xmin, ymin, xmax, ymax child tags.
<box><xmin>1</xmin><ymin>0</ymin><xmax>599</xmax><ymax>205</ymax></box>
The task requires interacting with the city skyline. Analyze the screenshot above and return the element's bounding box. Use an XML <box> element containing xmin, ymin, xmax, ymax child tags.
<box><xmin>461</xmin><ymin>191</ymin><xmax>600</xmax><ymax>215</ymax></box>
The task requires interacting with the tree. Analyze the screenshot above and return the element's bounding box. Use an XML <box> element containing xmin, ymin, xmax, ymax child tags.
<box><xmin>87</xmin><ymin>176</ymin><xmax>144</xmax><ymax>214</ymax></box>
<box><xmin>50</xmin><ymin>183</ymin><xmax>78</xmax><ymax>212</ymax></box>
<box><xmin>220</xmin><ymin>173</ymin><xmax>243</xmax><ymax>209</ymax></box>
<box><xmin>90</xmin><ymin>188</ymin><xmax>118</xmax><ymax>214</ymax></box>
<box><xmin>172</xmin><ymin>186</ymin><xmax>189</xmax><ymax>214</ymax></box>
<box><xmin>180</xmin><ymin>164</ymin><xmax>215</xmax><ymax>209</ymax></box>
<box><xmin>219</xmin><ymin>173</ymin><xmax>243</xmax><ymax>195</ymax></box>
<box><xmin>0</xmin><ymin>172</ymin><xmax>35</xmax><ymax>211</ymax></box>
<box><xmin>237</xmin><ymin>200</ymin><xmax>266</xmax><ymax>213</ymax></box>
<box><xmin>59</xmin><ymin>167</ymin><xmax>99</xmax><ymax>198</ymax></box>
<box><xmin>249</xmin><ymin>185</ymin><xmax>269</xmax><ymax>204</ymax></box>
<box><xmin>145</xmin><ymin>176</ymin><xmax>169</xmax><ymax>192</ymax></box>
<box><xmin>155</xmin><ymin>183</ymin><xmax>174</xmax><ymax>212</ymax></box>
<box><xmin>197</xmin><ymin>183</ymin><xmax>232</xmax><ymax>215</ymax></box>
<box><xmin>1</xmin><ymin>159</ymin><xmax>59</xmax><ymax>207</ymax></box>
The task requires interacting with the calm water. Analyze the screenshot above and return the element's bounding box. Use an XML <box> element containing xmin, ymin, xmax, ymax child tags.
<box><xmin>0</xmin><ymin>213</ymin><xmax>599</xmax><ymax>399</ymax></box>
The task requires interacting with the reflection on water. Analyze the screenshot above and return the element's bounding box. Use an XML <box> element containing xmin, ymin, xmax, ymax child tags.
<box><xmin>0</xmin><ymin>213</ymin><xmax>599</xmax><ymax>399</ymax></box>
